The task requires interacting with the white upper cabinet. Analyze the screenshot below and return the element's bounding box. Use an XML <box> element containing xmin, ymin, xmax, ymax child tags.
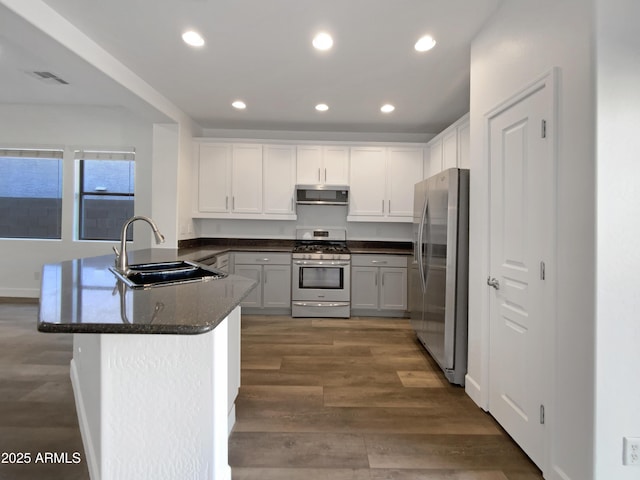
<box><xmin>457</xmin><ymin>120</ymin><xmax>471</xmax><ymax>170</ymax></box>
<box><xmin>231</xmin><ymin>144</ymin><xmax>262</xmax><ymax>213</ymax></box>
<box><xmin>198</xmin><ymin>143</ymin><xmax>231</xmax><ymax>213</ymax></box>
<box><xmin>195</xmin><ymin>142</ymin><xmax>292</xmax><ymax>219</ymax></box>
<box><xmin>197</xmin><ymin>142</ymin><xmax>262</xmax><ymax>214</ymax></box>
<box><xmin>296</xmin><ymin>145</ymin><xmax>349</xmax><ymax>185</ymax></box>
<box><xmin>322</xmin><ymin>146</ymin><xmax>349</xmax><ymax>184</ymax></box>
<box><xmin>348</xmin><ymin>146</ymin><xmax>423</xmax><ymax>222</ymax></box>
<box><xmin>263</xmin><ymin>145</ymin><xmax>296</xmax><ymax>215</ymax></box>
<box><xmin>195</xmin><ymin>139</ymin><xmax>426</xmax><ymax>222</ymax></box>
<box><xmin>425</xmin><ymin>113</ymin><xmax>470</xmax><ymax>178</ymax></box>
<box><xmin>387</xmin><ymin>147</ymin><xmax>424</xmax><ymax>217</ymax></box>
<box><xmin>442</xmin><ymin>130</ymin><xmax>458</xmax><ymax>170</ymax></box>
<box><xmin>348</xmin><ymin>146</ymin><xmax>387</xmax><ymax>217</ymax></box>
<box><xmin>427</xmin><ymin>140</ymin><xmax>443</xmax><ymax>179</ymax></box>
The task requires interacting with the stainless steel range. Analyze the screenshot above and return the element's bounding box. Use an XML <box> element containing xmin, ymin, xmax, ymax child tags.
<box><xmin>291</xmin><ymin>228</ymin><xmax>351</xmax><ymax>318</ymax></box>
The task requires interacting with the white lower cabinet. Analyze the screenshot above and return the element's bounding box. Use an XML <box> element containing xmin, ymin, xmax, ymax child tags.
<box><xmin>233</xmin><ymin>252</ymin><xmax>291</xmax><ymax>314</ymax></box>
<box><xmin>351</xmin><ymin>254</ymin><xmax>408</xmax><ymax>316</ymax></box>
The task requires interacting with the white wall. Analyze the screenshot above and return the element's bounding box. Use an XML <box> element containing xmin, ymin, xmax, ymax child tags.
<box><xmin>0</xmin><ymin>104</ymin><xmax>154</xmax><ymax>297</ymax></box>
<box><xmin>468</xmin><ymin>1</ymin><xmax>595</xmax><ymax>479</ymax></box>
<box><xmin>594</xmin><ymin>1</ymin><xmax>640</xmax><ymax>477</ymax></box>
<box><xmin>177</xmin><ymin>120</ymin><xmax>201</xmax><ymax>242</ymax></box>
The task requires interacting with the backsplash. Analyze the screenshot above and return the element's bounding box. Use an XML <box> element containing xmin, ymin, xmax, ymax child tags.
<box><xmin>194</xmin><ymin>204</ymin><xmax>412</xmax><ymax>241</ymax></box>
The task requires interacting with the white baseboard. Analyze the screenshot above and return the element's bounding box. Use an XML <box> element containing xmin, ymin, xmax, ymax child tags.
<box><xmin>550</xmin><ymin>465</ymin><xmax>572</xmax><ymax>480</ymax></box>
<box><xmin>228</xmin><ymin>404</ymin><xmax>236</xmax><ymax>436</ymax></box>
<box><xmin>464</xmin><ymin>373</ymin><xmax>487</xmax><ymax>411</ymax></box>
<box><xmin>0</xmin><ymin>287</ymin><xmax>39</xmax><ymax>298</ymax></box>
<box><xmin>70</xmin><ymin>359</ymin><xmax>99</xmax><ymax>480</ymax></box>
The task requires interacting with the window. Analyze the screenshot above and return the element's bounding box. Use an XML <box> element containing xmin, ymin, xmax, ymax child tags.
<box><xmin>76</xmin><ymin>149</ymin><xmax>135</xmax><ymax>241</ymax></box>
<box><xmin>0</xmin><ymin>148</ymin><xmax>63</xmax><ymax>239</ymax></box>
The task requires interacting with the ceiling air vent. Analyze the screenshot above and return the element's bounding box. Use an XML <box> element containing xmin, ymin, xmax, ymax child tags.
<box><xmin>28</xmin><ymin>71</ymin><xmax>70</xmax><ymax>85</ymax></box>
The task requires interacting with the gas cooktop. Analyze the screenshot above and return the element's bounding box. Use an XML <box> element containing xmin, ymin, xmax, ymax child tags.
<box><xmin>292</xmin><ymin>229</ymin><xmax>351</xmax><ymax>261</ymax></box>
<box><xmin>293</xmin><ymin>242</ymin><xmax>350</xmax><ymax>254</ymax></box>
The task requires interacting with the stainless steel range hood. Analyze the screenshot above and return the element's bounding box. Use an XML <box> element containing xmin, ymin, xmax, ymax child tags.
<box><xmin>295</xmin><ymin>184</ymin><xmax>349</xmax><ymax>206</ymax></box>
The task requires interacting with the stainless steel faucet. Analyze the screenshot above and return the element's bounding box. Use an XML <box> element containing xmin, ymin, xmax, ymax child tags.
<box><xmin>114</xmin><ymin>216</ymin><xmax>165</xmax><ymax>275</ymax></box>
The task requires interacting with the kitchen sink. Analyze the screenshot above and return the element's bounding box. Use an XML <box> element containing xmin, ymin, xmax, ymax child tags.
<box><xmin>109</xmin><ymin>260</ymin><xmax>227</xmax><ymax>289</ymax></box>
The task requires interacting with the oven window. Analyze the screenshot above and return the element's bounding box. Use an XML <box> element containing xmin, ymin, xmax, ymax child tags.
<box><xmin>299</xmin><ymin>266</ymin><xmax>344</xmax><ymax>289</ymax></box>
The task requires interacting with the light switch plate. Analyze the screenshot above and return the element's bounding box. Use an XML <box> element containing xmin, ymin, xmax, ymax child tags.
<box><xmin>623</xmin><ymin>437</ymin><xmax>640</xmax><ymax>466</ymax></box>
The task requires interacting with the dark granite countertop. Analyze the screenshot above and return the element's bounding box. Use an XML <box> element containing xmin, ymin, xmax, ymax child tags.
<box><xmin>38</xmin><ymin>248</ymin><xmax>257</xmax><ymax>335</ymax></box>
<box><xmin>178</xmin><ymin>238</ymin><xmax>412</xmax><ymax>257</ymax></box>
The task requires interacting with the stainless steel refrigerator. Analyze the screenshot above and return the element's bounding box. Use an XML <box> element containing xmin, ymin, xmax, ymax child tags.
<box><xmin>409</xmin><ymin>168</ymin><xmax>469</xmax><ymax>386</ymax></box>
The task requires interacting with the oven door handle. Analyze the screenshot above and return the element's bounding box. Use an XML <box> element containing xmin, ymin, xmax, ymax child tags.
<box><xmin>293</xmin><ymin>260</ymin><xmax>351</xmax><ymax>266</ymax></box>
<box><xmin>292</xmin><ymin>302</ymin><xmax>351</xmax><ymax>307</ymax></box>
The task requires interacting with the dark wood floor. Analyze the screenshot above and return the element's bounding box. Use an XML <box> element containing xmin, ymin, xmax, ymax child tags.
<box><xmin>0</xmin><ymin>301</ymin><xmax>542</xmax><ymax>479</ymax></box>
<box><xmin>0</xmin><ymin>299</ymin><xmax>88</xmax><ymax>480</ymax></box>
<box><xmin>230</xmin><ymin>315</ymin><xmax>543</xmax><ymax>480</ymax></box>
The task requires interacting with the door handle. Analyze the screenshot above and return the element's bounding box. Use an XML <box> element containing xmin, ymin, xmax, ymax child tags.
<box><xmin>487</xmin><ymin>276</ymin><xmax>500</xmax><ymax>290</ymax></box>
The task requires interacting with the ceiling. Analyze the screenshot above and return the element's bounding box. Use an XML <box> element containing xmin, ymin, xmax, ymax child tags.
<box><xmin>1</xmin><ymin>0</ymin><xmax>503</xmax><ymax>134</ymax></box>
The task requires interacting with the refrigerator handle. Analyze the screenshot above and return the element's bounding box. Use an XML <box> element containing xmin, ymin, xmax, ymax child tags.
<box><xmin>423</xmin><ymin>198</ymin><xmax>431</xmax><ymax>293</ymax></box>
<box><xmin>417</xmin><ymin>196</ymin><xmax>429</xmax><ymax>293</ymax></box>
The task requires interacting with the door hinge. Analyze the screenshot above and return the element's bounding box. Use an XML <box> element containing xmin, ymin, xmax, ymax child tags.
<box><xmin>541</xmin><ymin>120</ymin><xmax>547</xmax><ymax>138</ymax></box>
<box><xmin>540</xmin><ymin>261</ymin><xmax>546</xmax><ymax>280</ymax></box>
<box><xmin>540</xmin><ymin>404</ymin><xmax>545</xmax><ymax>424</ymax></box>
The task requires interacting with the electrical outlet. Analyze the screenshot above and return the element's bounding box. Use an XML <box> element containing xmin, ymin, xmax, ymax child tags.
<box><xmin>623</xmin><ymin>437</ymin><xmax>640</xmax><ymax>466</ymax></box>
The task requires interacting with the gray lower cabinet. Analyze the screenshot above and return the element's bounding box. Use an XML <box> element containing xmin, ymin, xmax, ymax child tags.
<box><xmin>233</xmin><ymin>252</ymin><xmax>291</xmax><ymax>314</ymax></box>
<box><xmin>215</xmin><ymin>253</ymin><xmax>230</xmax><ymax>273</ymax></box>
<box><xmin>351</xmin><ymin>254</ymin><xmax>408</xmax><ymax>317</ymax></box>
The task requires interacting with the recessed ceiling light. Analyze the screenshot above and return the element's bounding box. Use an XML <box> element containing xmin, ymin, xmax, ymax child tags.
<box><xmin>312</xmin><ymin>32</ymin><xmax>333</xmax><ymax>51</ymax></box>
<box><xmin>415</xmin><ymin>35</ymin><xmax>436</xmax><ymax>52</ymax></box>
<box><xmin>182</xmin><ymin>30</ymin><xmax>205</xmax><ymax>47</ymax></box>
<box><xmin>380</xmin><ymin>104</ymin><xmax>395</xmax><ymax>113</ymax></box>
<box><xmin>232</xmin><ymin>100</ymin><xmax>246</xmax><ymax>110</ymax></box>
<box><xmin>315</xmin><ymin>103</ymin><xmax>329</xmax><ymax>112</ymax></box>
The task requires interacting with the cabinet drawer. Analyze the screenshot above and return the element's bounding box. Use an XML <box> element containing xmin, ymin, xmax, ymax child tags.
<box><xmin>234</xmin><ymin>252</ymin><xmax>291</xmax><ymax>265</ymax></box>
<box><xmin>351</xmin><ymin>254</ymin><xmax>407</xmax><ymax>268</ymax></box>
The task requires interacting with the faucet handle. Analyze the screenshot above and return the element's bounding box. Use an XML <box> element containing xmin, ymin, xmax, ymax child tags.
<box><xmin>112</xmin><ymin>245</ymin><xmax>120</xmax><ymax>263</ymax></box>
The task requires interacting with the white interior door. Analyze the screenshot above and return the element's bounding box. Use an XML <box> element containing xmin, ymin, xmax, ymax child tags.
<box><xmin>488</xmin><ymin>78</ymin><xmax>554</xmax><ymax>469</ymax></box>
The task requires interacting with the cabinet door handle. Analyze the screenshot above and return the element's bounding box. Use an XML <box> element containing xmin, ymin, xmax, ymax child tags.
<box><xmin>232</xmin><ymin>196</ymin><xmax>235</xmax><ymax>210</ymax></box>
<box><xmin>324</xmin><ymin>167</ymin><xmax>327</xmax><ymax>182</ymax></box>
<box><xmin>382</xmin><ymin>272</ymin><xmax>385</xmax><ymax>286</ymax></box>
<box><xmin>291</xmin><ymin>197</ymin><xmax>294</xmax><ymax>210</ymax></box>
<box><xmin>388</xmin><ymin>200</ymin><xmax>391</xmax><ymax>212</ymax></box>
<box><xmin>260</xmin><ymin>258</ymin><xmax>270</xmax><ymax>262</ymax></box>
<box><xmin>371</xmin><ymin>260</ymin><xmax>387</xmax><ymax>264</ymax></box>
<box><xmin>225</xmin><ymin>196</ymin><xmax>229</xmax><ymax>210</ymax></box>
<box><xmin>382</xmin><ymin>200</ymin><xmax>385</xmax><ymax>213</ymax></box>
<box><xmin>375</xmin><ymin>272</ymin><xmax>378</xmax><ymax>286</ymax></box>
<box><xmin>318</xmin><ymin>168</ymin><xmax>321</xmax><ymax>182</ymax></box>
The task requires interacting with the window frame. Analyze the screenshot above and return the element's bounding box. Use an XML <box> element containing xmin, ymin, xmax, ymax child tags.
<box><xmin>75</xmin><ymin>149</ymin><xmax>136</xmax><ymax>242</ymax></box>
<box><xmin>0</xmin><ymin>148</ymin><xmax>64</xmax><ymax>240</ymax></box>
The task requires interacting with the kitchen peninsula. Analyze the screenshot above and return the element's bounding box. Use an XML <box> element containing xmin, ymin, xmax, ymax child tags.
<box><xmin>38</xmin><ymin>249</ymin><xmax>256</xmax><ymax>480</ymax></box>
